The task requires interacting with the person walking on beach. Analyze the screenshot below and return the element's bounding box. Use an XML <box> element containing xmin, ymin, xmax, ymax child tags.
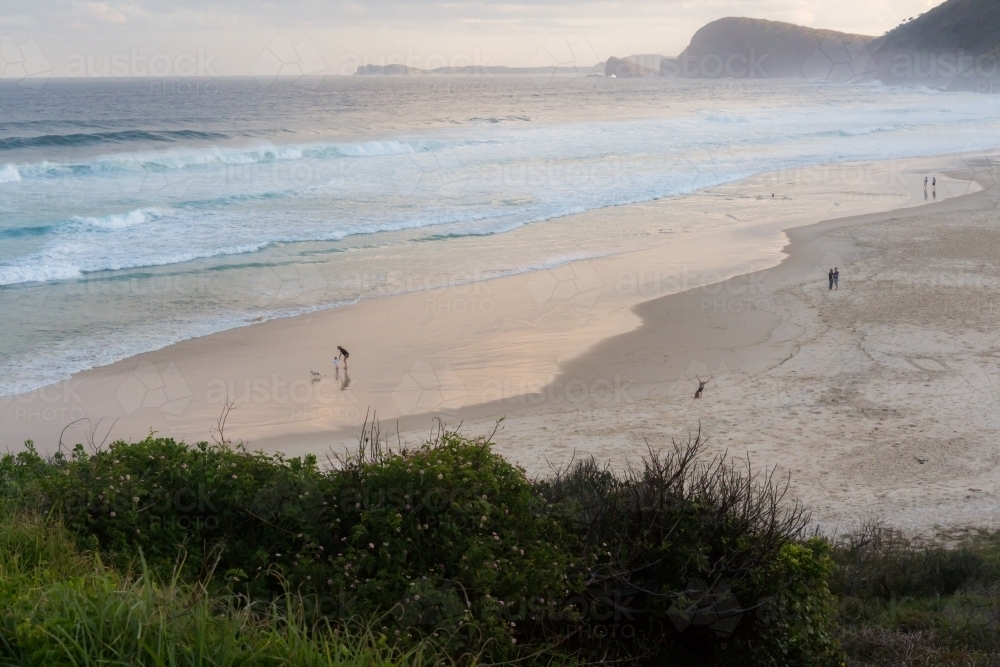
<box><xmin>694</xmin><ymin>376</ymin><xmax>712</xmax><ymax>399</ymax></box>
<box><xmin>833</xmin><ymin>267</ymin><xmax>839</xmax><ymax>290</ymax></box>
<box><xmin>333</xmin><ymin>357</ymin><xmax>340</xmax><ymax>380</ymax></box>
<box><xmin>337</xmin><ymin>345</ymin><xmax>350</xmax><ymax>370</ymax></box>
<box><xmin>828</xmin><ymin>268</ymin><xmax>834</xmax><ymax>290</ymax></box>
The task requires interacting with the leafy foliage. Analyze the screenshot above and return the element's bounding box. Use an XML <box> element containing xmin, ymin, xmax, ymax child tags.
<box><xmin>537</xmin><ymin>434</ymin><xmax>841</xmax><ymax>665</ymax></box>
<box><xmin>1</xmin><ymin>428</ymin><xmax>846</xmax><ymax>665</ymax></box>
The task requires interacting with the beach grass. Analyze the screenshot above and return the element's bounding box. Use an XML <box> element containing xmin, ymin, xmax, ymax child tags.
<box><xmin>0</xmin><ymin>507</ymin><xmax>446</xmax><ymax>667</ymax></box>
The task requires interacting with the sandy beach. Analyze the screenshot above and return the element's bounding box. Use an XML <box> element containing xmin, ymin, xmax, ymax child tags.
<box><xmin>4</xmin><ymin>149</ymin><xmax>997</xmax><ymax>534</ymax></box>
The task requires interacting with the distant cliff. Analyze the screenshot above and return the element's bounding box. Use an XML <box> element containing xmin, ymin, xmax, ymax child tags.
<box><xmin>639</xmin><ymin>3</ymin><xmax>1000</xmax><ymax>90</ymax></box>
<box><xmin>876</xmin><ymin>0</ymin><xmax>1000</xmax><ymax>56</ymax></box>
<box><xmin>870</xmin><ymin>0</ymin><xmax>1000</xmax><ymax>90</ymax></box>
<box><xmin>658</xmin><ymin>18</ymin><xmax>877</xmax><ymax>81</ymax></box>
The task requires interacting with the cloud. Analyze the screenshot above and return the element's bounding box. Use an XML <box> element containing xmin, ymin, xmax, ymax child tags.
<box><xmin>86</xmin><ymin>2</ymin><xmax>128</xmax><ymax>23</ymax></box>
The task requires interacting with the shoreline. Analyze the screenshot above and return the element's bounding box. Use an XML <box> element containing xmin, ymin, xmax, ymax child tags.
<box><xmin>441</xmin><ymin>171</ymin><xmax>1000</xmax><ymax>534</ymax></box>
<box><xmin>3</xmin><ymin>152</ymin><xmax>994</xmax><ymax>510</ymax></box>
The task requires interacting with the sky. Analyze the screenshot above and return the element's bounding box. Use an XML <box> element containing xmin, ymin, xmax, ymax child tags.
<box><xmin>1</xmin><ymin>0</ymin><xmax>945</xmax><ymax>77</ymax></box>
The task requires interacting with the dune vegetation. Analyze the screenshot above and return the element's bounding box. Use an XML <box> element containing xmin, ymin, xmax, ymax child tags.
<box><xmin>1</xmin><ymin>422</ymin><xmax>999</xmax><ymax>666</ymax></box>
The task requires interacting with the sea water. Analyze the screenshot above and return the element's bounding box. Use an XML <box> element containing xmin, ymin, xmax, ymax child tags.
<box><xmin>1</xmin><ymin>75</ymin><xmax>999</xmax><ymax>395</ymax></box>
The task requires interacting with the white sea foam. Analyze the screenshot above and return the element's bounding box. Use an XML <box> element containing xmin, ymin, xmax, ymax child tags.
<box><xmin>0</xmin><ymin>164</ymin><xmax>21</xmax><ymax>183</ymax></box>
<box><xmin>12</xmin><ymin>139</ymin><xmax>429</xmax><ymax>180</ymax></box>
<box><xmin>73</xmin><ymin>207</ymin><xmax>163</xmax><ymax>229</ymax></box>
<box><xmin>0</xmin><ymin>262</ymin><xmax>82</xmax><ymax>286</ymax></box>
<box><xmin>334</xmin><ymin>140</ymin><xmax>417</xmax><ymax>157</ymax></box>
<box><xmin>0</xmin><ymin>241</ymin><xmax>270</xmax><ymax>285</ymax></box>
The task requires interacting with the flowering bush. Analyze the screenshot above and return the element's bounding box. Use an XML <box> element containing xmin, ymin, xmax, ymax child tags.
<box><xmin>0</xmin><ymin>434</ymin><xmax>583</xmax><ymax>661</ymax></box>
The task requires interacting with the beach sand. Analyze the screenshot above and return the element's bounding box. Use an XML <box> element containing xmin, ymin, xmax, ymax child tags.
<box><xmin>466</xmin><ymin>176</ymin><xmax>1000</xmax><ymax>536</ymax></box>
<box><xmin>4</xmin><ymin>150</ymin><xmax>997</xmax><ymax>534</ymax></box>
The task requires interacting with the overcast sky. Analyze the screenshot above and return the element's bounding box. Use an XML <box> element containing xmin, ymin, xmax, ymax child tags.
<box><xmin>1</xmin><ymin>0</ymin><xmax>944</xmax><ymax>77</ymax></box>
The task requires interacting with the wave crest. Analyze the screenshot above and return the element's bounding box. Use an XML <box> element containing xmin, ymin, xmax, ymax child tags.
<box><xmin>72</xmin><ymin>207</ymin><xmax>164</xmax><ymax>230</ymax></box>
<box><xmin>12</xmin><ymin>139</ymin><xmax>427</xmax><ymax>180</ymax></box>
<box><xmin>0</xmin><ymin>164</ymin><xmax>21</xmax><ymax>183</ymax></box>
<box><xmin>0</xmin><ymin>129</ymin><xmax>230</xmax><ymax>151</ymax></box>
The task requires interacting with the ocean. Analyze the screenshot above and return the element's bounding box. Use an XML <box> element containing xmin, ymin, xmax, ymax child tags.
<box><xmin>2</xmin><ymin>75</ymin><xmax>999</xmax><ymax>396</ymax></box>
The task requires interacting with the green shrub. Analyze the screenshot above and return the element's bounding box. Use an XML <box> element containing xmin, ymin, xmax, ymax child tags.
<box><xmin>830</xmin><ymin>521</ymin><xmax>1000</xmax><ymax>666</ymax></box>
<box><xmin>0</xmin><ymin>507</ymin><xmax>446</xmax><ymax>667</ymax></box>
<box><xmin>318</xmin><ymin>431</ymin><xmax>582</xmax><ymax>660</ymax></box>
<box><xmin>2</xmin><ymin>428</ymin><xmax>846</xmax><ymax>665</ymax></box>
<box><xmin>830</xmin><ymin>519</ymin><xmax>985</xmax><ymax>600</ymax></box>
<box><xmin>1</xmin><ymin>433</ymin><xmax>583</xmax><ymax>661</ymax></box>
<box><xmin>537</xmin><ymin>436</ymin><xmax>843</xmax><ymax>666</ymax></box>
